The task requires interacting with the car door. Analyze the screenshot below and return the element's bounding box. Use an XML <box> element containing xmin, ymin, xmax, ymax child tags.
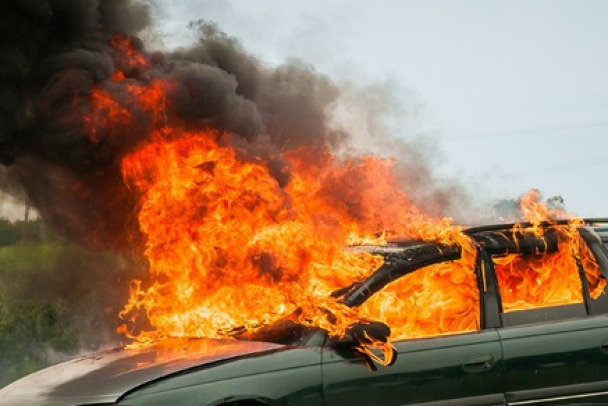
<box><xmin>322</xmin><ymin>256</ymin><xmax>504</xmax><ymax>406</ymax></box>
<box><xmin>489</xmin><ymin>229</ymin><xmax>608</xmax><ymax>405</ymax></box>
<box><xmin>499</xmin><ymin>315</ymin><xmax>608</xmax><ymax>405</ymax></box>
<box><xmin>322</xmin><ymin>330</ymin><xmax>503</xmax><ymax>406</ymax></box>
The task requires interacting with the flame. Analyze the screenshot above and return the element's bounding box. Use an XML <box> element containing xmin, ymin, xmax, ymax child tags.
<box><xmin>84</xmin><ymin>38</ymin><xmax>604</xmax><ymax>353</ymax></box>
<box><xmin>118</xmin><ymin>130</ymin><xmax>383</xmax><ymax>341</ymax></box>
<box><xmin>494</xmin><ymin>244</ymin><xmax>583</xmax><ymax>312</ymax></box>
<box><xmin>82</xmin><ymin>37</ymin><xmax>476</xmax><ymax>347</ymax></box>
<box><xmin>358</xmin><ymin>247</ymin><xmax>479</xmax><ymax>340</ymax></box>
<box><xmin>494</xmin><ymin>193</ymin><xmax>606</xmax><ymax>312</ymax></box>
<box><xmin>117</xmin><ymin>129</ymin><xmax>470</xmax><ymax>344</ymax></box>
<box><xmin>109</xmin><ymin>36</ymin><xmax>149</xmax><ymax>80</ymax></box>
<box><xmin>355</xmin><ymin>339</ymin><xmax>397</xmax><ymax>368</ymax></box>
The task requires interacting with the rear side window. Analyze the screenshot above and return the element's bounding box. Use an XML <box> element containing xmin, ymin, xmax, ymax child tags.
<box><xmin>492</xmin><ymin>234</ymin><xmax>606</xmax><ymax>325</ymax></box>
<box><xmin>493</xmin><ymin>248</ymin><xmax>583</xmax><ymax>313</ymax></box>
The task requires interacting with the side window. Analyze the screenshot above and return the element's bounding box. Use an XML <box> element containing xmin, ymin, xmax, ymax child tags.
<box><xmin>492</xmin><ymin>234</ymin><xmax>606</xmax><ymax>325</ymax></box>
<box><xmin>493</xmin><ymin>249</ymin><xmax>584</xmax><ymax>313</ymax></box>
<box><xmin>358</xmin><ymin>259</ymin><xmax>480</xmax><ymax>340</ymax></box>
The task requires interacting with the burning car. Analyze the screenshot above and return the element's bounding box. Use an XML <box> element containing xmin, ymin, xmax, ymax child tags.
<box><xmin>5</xmin><ymin>2</ymin><xmax>608</xmax><ymax>405</ymax></box>
<box><xmin>2</xmin><ymin>219</ymin><xmax>608</xmax><ymax>406</ymax></box>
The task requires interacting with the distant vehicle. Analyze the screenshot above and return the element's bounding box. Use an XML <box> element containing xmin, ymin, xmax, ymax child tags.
<box><xmin>2</xmin><ymin>219</ymin><xmax>608</xmax><ymax>406</ymax></box>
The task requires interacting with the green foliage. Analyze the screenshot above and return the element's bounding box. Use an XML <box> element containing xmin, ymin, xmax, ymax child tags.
<box><xmin>0</xmin><ymin>219</ymin><xmax>18</xmax><ymax>246</ymax></box>
<box><xmin>492</xmin><ymin>194</ymin><xmax>567</xmax><ymax>222</ymax></box>
<box><xmin>491</xmin><ymin>198</ymin><xmax>519</xmax><ymax>222</ymax></box>
<box><xmin>0</xmin><ymin>243</ymin><xmax>65</xmax><ymax>276</ymax></box>
<box><xmin>0</xmin><ymin>298</ymin><xmax>78</xmax><ymax>387</ymax></box>
<box><xmin>0</xmin><ymin>222</ymin><xmax>136</xmax><ymax>388</ymax></box>
<box><xmin>0</xmin><ymin>240</ymin><xmax>80</xmax><ymax>387</ymax></box>
<box><xmin>0</xmin><ymin>218</ymin><xmax>56</xmax><ymax>247</ymax></box>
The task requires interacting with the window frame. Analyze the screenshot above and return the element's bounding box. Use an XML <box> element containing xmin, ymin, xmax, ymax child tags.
<box><xmin>580</xmin><ymin>227</ymin><xmax>608</xmax><ymax>315</ymax></box>
<box><xmin>480</xmin><ymin>227</ymin><xmax>608</xmax><ymax>327</ymax></box>
<box><xmin>341</xmin><ymin>243</ymin><xmax>486</xmax><ymax>341</ymax></box>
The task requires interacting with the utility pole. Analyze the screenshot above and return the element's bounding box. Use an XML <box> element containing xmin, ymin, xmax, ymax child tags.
<box><xmin>21</xmin><ymin>197</ymin><xmax>30</xmax><ymax>243</ymax></box>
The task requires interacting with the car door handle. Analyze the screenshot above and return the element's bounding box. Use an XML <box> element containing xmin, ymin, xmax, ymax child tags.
<box><xmin>462</xmin><ymin>355</ymin><xmax>494</xmax><ymax>373</ymax></box>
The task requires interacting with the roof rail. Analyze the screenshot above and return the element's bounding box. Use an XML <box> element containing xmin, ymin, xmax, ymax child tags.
<box><xmin>464</xmin><ymin>218</ymin><xmax>608</xmax><ymax>235</ymax></box>
<box><xmin>583</xmin><ymin>218</ymin><xmax>608</xmax><ymax>225</ymax></box>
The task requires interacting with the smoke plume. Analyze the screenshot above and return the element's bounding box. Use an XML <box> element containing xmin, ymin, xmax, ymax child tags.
<box><xmin>1</xmin><ymin>0</ymin><xmax>477</xmax><ymax>249</ymax></box>
<box><xmin>0</xmin><ymin>0</ymin><xmax>482</xmax><ymax>365</ymax></box>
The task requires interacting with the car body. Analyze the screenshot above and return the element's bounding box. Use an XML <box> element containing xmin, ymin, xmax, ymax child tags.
<box><xmin>2</xmin><ymin>219</ymin><xmax>608</xmax><ymax>406</ymax></box>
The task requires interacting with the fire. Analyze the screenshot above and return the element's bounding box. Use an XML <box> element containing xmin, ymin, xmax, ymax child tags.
<box><xmin>358</xmin><ymin>253</ymin><xmax>479</xmax><ymax>340</ymax></box>
<box><xmin>84</xmin><ymin>37</ymin><xmax>475</xmax><ymax>346</ymax></box>
<box><xmin>117</xmin><ymin>129</ymin><xmax>471</xmax><ymax>344</ymax></box>
<box><xmin>118</xmin><ymin>130</ymin><xmax>382</xmax><ymax>341</ymax></box>
<box><xmin>494</xmin><ymin>244</ymin><xmax>584</xmax><ymax>312</ymax></box>
<box><xmin>86</xmin><ymin>38</ymin><xmax>604</xmax><ymax>352</ymax></box>
<box><xmin>493</xmin><ymin>192</ymin><xmax>606</xmax><ymax>312</ymax></box>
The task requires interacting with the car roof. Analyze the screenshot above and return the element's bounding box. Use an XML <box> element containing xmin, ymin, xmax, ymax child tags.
<box><xmin>342</xmin><ymin>218</ymin><xmax>608</xmax><ymax>307</ymax></box>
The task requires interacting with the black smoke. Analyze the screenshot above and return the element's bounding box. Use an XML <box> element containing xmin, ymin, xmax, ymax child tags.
<box><xmin>0</xmin><ymin>2</ymin><xmax>353</xmax><ymax>249</ymax></box>
<box><xmin>0</xmin><ymin>0</ymin><xmax>480</xmax><ymax>382</ymax></box>
<box><xmin>1</xmin><ymin>0</ymin><xmax>148</xmax><ymax>247</ymax></box>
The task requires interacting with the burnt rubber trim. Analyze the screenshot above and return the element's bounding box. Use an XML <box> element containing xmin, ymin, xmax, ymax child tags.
<box><xmin>342</xmin><ymin>244</ymin><xmax>461</xmax><ymax>307</ymax></box>
<box><xmin>473</xmin><ymin>228</ymin><xmax>559</xmax><ymax>256</ymax></box>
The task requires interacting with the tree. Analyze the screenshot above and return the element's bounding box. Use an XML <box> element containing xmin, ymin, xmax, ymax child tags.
<box><xmin>0</xmin><ymin>219</ymin><xmax>18</xmax><ymax>246</ymax></box>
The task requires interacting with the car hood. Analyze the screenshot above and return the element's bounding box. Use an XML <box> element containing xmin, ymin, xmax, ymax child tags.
<box><xmin>0</xmin><ymin>338</ymin><xmax>283</xmax><ymax>406</ymax></box>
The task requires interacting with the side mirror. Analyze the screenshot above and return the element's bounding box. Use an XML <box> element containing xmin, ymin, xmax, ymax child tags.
<box><xmin>340</xmin><ymin>321</ymin><xmax>391</xmax><ymax>346</ymax></box>
<box><xmin>332</xmin><ymin>321</ymin><xmax>396</xmax><ymax>368</ymax></box>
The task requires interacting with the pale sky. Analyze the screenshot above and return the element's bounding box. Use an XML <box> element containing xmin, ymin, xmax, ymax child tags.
<box><xmin>153</xmin><ymin>0</ymin><xmax>608</xmax><ymax>218</ymax></box>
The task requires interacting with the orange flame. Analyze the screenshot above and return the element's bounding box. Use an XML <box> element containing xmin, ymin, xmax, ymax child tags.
<box><xmin>358</xmin><ymin>247</ymin><xmax>478</xmax><ymax>340</ymax></box>
<box><xmin>494</xmin><ymin>192</ymin><xmax>606</xmax><ymax>312</ymax></box>
<box><xmin>80</xmin><ymin>37</ymin><xmax>477</xmax><ymax>346</ymax></box>
<box><xmin>117</xmin><ymin>129</ymin><xmax>467</xmax><ymax>344</ymax></box>
<box><xmin>84</xmin><ymin>38</ymin><xmax>604</xmax><ymax>352</ymax></box>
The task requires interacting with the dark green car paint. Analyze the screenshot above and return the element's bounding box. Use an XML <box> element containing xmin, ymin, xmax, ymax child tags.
<box><xmin>323</xmin><ymin>330</ymin><xmax>503</xmax><ymax>405</ymax></box>
<box><xmin>119</xmin><ymin>331</ymin><xmax>506</xmax><ymax>406</ymax></box>
<box><xmin>120</xmin><ymin>346</ymin><xmax>324</xmax><ymax>406</ymax></box>
<box><xmin>500</xmin><ymin>314</ymin><xmax>608</xmax><ymax>405</ymax></box>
